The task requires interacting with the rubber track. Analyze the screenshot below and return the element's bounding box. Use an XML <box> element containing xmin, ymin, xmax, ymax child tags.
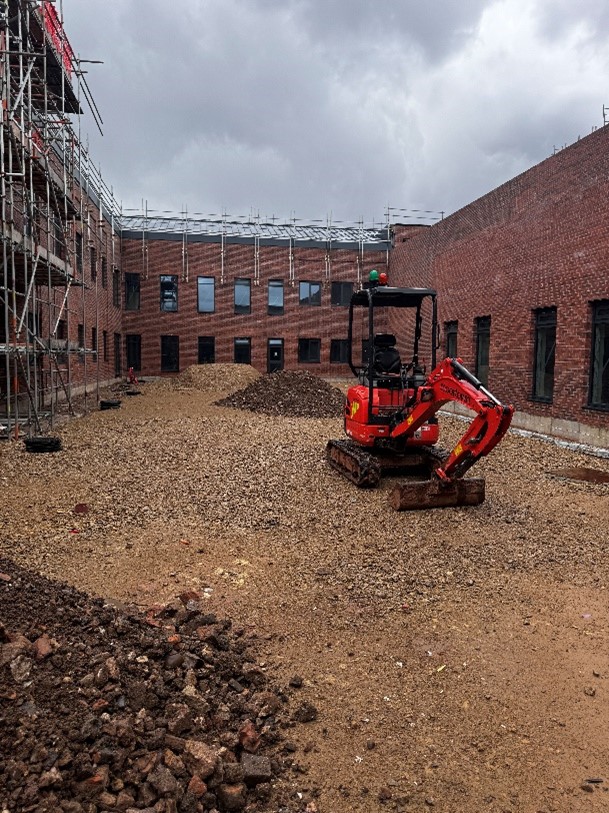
<box><xmin>326</xmin><ymin>439</ymin><xmax>382</xmax><ymax>488</ymax></box>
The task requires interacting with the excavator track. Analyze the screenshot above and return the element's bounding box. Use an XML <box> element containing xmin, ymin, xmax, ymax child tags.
<box><xmin>326</xmin><ymin>439</ymin><xmax>449</xmax><ymax>488</ymax></box>
<box><xmin>326</xmin><ymin>439</ymin><xmax>381</xmax><ymax>487</ymax></box>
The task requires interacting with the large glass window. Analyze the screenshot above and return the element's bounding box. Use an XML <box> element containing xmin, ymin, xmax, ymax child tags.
<box><xmin>75</xmin><ymin>232</ymin><xmax>83</xmax><ymax>275</ymax></box>
<box><xmin>445</xmin><ymin>320</ymin><xmax>458</xmax><ymax>358</ymax></box>
<box><xmin>234</xmin><ymin>337</ymin><xmax>251</xmax><ymax>364</ymax></box>
<box><xmin>331</xmin><ymin>281</ymin><xmax>353</xmax><ymax>306</ymax></box>
<box><xmin>589</xmin><ymin>301</ymin><xmax>609</xmax><ymax>409</ymax></box>
<box><xmin>268</xmin><ymin>280</ymin><xmax>284</xmax><ymax>315</ymax></box>
<box><xmin>299</xmin><ymin>281</ymin><xmax>321</xmax><ymax>306</ymax></box>
<box><xmin>126</xmin><ymin>334</ymin><xmax>142</xmax><ymax>371</ymax></box>
<box><xmin>160</xmin><ymin>275</ymin><xmax>178</xmax><ymax>312</ymax></box>
<box><xmin>475</xmin><ymin>316</ymin><xmax>491</xmax><ymax>387</ymax></box>
<box><xmin>198</xmin><ymin>336</ymin><xmax>215</xmax><ymax>364</ymax></box>
<box><xmin>101</xmin><ymin>256</ymin><xmax>107</xmax><ymax>289</ymax></box>
<box><xmin>161</xmin><ymin>335</ymin><xmax>179</xmax><ymax>372</ymax></box>
<box><xmin>330</xmin><ymin>339</ymin><xmax>349</xmax><ymax>363</ymax></box>
<box><xmin>234</xmin><ymin>279</ymin><xmax>251</xmax><ymax>315</ymax></box>
<box><xmin>298</xmin><ymin>338</ymin><xmax>321</xmax><ymax>363</ymax></box>
<box><xmin>125</xmin><ymin>273</ymin><xmax>140</xmax><ymax>310</ymax></box>
<box><xmin>532</xmin><ymin>308</ymin><xmax>556</xmax><ymax>402</ymax></box>
<box><xmin>197</xmin><ymin>277</ymin><xmax>215</xmax><ymax>313</ymax></box>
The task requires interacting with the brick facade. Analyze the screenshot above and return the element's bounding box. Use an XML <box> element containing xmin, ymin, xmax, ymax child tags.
<box><xmin>120</xmin><ymin>236</ymin><xmax>387</xmax><ymax>377</ymax></box>
<box><xmin>389</xmin><ymin>126</ymin><xmax>609</xmax><ymax>439</ymax></box>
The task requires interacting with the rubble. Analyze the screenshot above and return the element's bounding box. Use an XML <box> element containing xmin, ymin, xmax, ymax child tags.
<box><xmin>0</xmin><ymin>560</ymin><xmax>294</xmax><ymax>813</ymax></box>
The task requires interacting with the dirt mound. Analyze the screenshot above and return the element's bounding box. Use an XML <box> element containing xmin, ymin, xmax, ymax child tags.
<box><xmin>0</xmin><ymin>558</ymin><xmax>298</xmax><ymax>813</ymax></box>
<box><xmin>153</xmin><ymin>364</ymin><xmax>260</xmax><ymax>395</ymax></box>
<box><xmin>216</xmin><ymin>370</ymin><xmax>345</xmax><ymax>418</ymax></box>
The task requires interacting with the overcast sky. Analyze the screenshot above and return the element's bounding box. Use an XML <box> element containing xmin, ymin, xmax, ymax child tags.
<box><xmin>60</xmin><ymin>0</ymin><xmax>609</xmax><ymax>226</ymax></box>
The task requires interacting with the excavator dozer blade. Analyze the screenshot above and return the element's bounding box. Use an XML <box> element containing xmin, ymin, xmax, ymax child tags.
<box><xmin>388</xmin><ymin>477</ymin><xmax>485</xmax><ymax>511</ymax></box>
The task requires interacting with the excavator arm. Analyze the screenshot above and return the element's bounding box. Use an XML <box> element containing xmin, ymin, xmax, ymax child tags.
<box><xmin>391</xmin><ymin>357</ymin><xmax>513</xmax><ymax>483</ymax></box>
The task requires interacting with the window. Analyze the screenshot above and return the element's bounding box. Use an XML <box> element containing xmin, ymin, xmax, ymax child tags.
<box><xmin>268</xmin><ymin>280</ymin><xmax>284</xmax><ymax>315</ymax></box>
<box><xmin>77</xmin><ymin>323</ymin><xmax>84</xmax><ymax>349</ymax></box>
<box><xmin>90</xmin><ymin>246</ymin><xmax>97</xmax><ymax>282</ymax></box>
<box><xmin>57</xmin><ymin>319</ymin><xmax>66</xmax><ymax>340</ymax></box>
<box><xmin>161</xmin><ymin>335</ymin><xmax>179</xmax><ymax>372</ymax></box>
<box><xmin>299</xmin><ymin>281</ymin><xmax>321</xmax><ymax>306</ymax></box>
<box><xmin>298</xmin><ymin>338</ymin><xmax>321</xmax><ymax>363</ymax></box>
<box><xmin>91</xmin><ymin>327</ymin><xmax>98</xmax><ymax>360</ymax></box>
<box><xmin>75</xmin><ymin>232</ymin><xmax>83</xmax><ymax>275</ymax></box>
<box><xmin>103</xmin><ymin>330</ymin><xmax>108</xmax><ymax>362</ymax></box>
<box><xmin>532</xmin><ymin>308</ymin><xmax>556</xmax><ymax>402</ymax></box>
<box><xmin>330</xmin><ymin>339</ymin><xmax>349</xmax><ymax>364</ymax></box>
<box><xmin>160</xmin><ymin>275</ymin><xmax>178</xmax><ymax>312</ymax></box>
<box><xmin>475</xmin><ymin>316</ymin><xmax>491</xmax><ymax>387</ymax></box>
<box><xmin>114</xmin><ymin>332</ymin><xmax>122</xmax><ymax>377</ymax></box>
<box><xmin>54</xmin><ymin>216</ymin><xmax>65</xmax><ymax>260</ymax></box>
<box><xmin>112</xmin><ymin>269</ymin><xmax>120</xmax><ymax>307</ymax></box>
<box><xmin>124</xmin><ymin>273</ymin><xmax>140</xmax><ymax>310</ymax></box>
<box><xmin>331</xmin><ymin>281</ymin><xmax>353</xmax><ymax>306</ymax></box>
<box><xmin>234</xmin><ymin>338</ymin><xmax>251</xmax><ymax>364</ymax></box>
<box><xmin>445</xmin><ymin>321</ymin><xmax>458</xmax><ymax>358</ymax></box>
<box><xmin>589</xmin><ymin>301</ymin><xmax>609</xmax><ymax>409</ymax></box>
<box><xmin>198</xmin><ymin>336</ymin><xmax>215</xmax><ymax>364</ymax></box>
<box><xmin>101</xmin><ymin>256</ymin><xmax>107</xmax><ymax>289</ymax></box>
<box><xmin>126</xmin><ymin>334</ymin><xmax>142</xmax><ymax>371</ymax></box>
<box><xmin>197</xmin><ymin>276</ymin><xmax>215</xmax><ymax>313</ymax></box>
<box><xmin>234</xmin><ymin>278</ymin><xmax>251</xmax><ymax>315</ymax></box>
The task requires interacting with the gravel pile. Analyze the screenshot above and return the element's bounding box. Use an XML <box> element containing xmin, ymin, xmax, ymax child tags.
<box><xmin>216</xmin><ymin>371</ymin><xmax>345</xmax><ymax>418</ymax></box>
<box><xmin>0</xmin><ymin>559</ymin><xmax>300</xmax><ymax>813</ymax></box>
<box><xmin>151</xmin><ymin>365</ymin><xmax>260</xmax><ymax>395</ymax></box>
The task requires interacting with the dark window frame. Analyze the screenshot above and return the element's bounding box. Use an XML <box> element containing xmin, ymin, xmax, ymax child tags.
<box><xmin>299</xmin><ymin>280</ymin><xmax>322</xmax><ymax>307</ymax></box>
<box><xmin>331</xmin><ymin>281</ymin><xmax>353</xmax><ymax>307</ymax></box>
<box><xmin>589</xmin><ymin>300</ymin><xmax>609</xmax><ymax>410</ymax></box>
<box><xmin>198</xmin><ymin>336</ymin><xmax>215</xmax><ymax>364</ymax></box>
<box><xmin>197</xmin><ymin>276</ymin><xmax>215</xmax><ymax>313</ymax></box>
<box><xmin>125</xmin><ymin>273</ymin><xmax>140</xmax><ymax>311</ymax></box>
<box><xmin>126</xmin><ymin>334</ymin><xmax>142</xmax><ymax>372</ymax></box>
<box><xmin>234</xmin><ymin>278</ymin><xmax>252</xmax><ymax>315</ymax></box>
<box><xmin>445</xmin><ymin>320</ymin><xmax>458</xmax><ymax>358</ymax></box>
<box><xmin>234</xmin><ymin>337</ymin><xmax>251</xmax><ymax>364</ymax></box>
<box><xmin>330</xmin><ymin>338</ymin><xmax>349</xmax><ymax>364</ymax></box>
<box><xmin>298</xmin><ymin>337</ymin><xmax>321</xmax><ymax>364</ymax></box>
<box><xmin>90</xmin><ymin>245</ymin><xmax>97</xmax><ymax>282</ymax></box>
<box><xmin>101</xmin><ymin>256</ymin><xmax>108</xmax><ymax>289</ymax></box>
<box><xmin>112</xmin><ymin>269</ymin><xmax>121</xmax><ymax>308</ymax></box>
<box><xmin>532</xmin><ymin>308</ymin><xmax>556</xmax><ymax>403</ymax></box>
<box><xmin>161</xmin><ymin>334</ymin><xmax>180</xmax><ymax>372</ymax></box>
<box><xmin>475</xmin><ymin>316</ymin><xmax>491</xmax><ymax>388</ymax></box>
<box><xmin>160</xmin><ymin>275</ymin><xmax>179</xmax><ymax>312</ymax></box>
<box><xmin>268</xmin><ymin>279</ymin><xmax>284</xmax><ymax>315</ymax></box>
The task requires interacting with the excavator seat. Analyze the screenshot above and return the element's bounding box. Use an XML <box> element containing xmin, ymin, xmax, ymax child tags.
<box><xmin>372</xmin><ymin>334</ymin><xmax>403</xmax><ymax>388</ymax></box>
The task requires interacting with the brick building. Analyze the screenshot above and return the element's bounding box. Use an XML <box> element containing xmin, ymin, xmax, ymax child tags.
<box><xmin>389</xmin><ymin>126</ymin><xmax>609</xmax><ymax>447</ymax></box>
<box><xmin>1</xmin><ymin>2</ymin><xmax>608</xmax><ymax>447</ymax></box>
<box><xmin>119</xmin><ymin>217</ymin><xmax>388</xmax><ymax>378</ymax></box>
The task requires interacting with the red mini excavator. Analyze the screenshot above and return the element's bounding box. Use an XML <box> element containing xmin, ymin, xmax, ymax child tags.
<box><xmin>326</xmin><ymin>272</ymin><xmax>514</xmax><ymax>510</ymax></box>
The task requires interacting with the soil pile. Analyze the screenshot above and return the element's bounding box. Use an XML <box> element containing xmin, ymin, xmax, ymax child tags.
<box><xmin>0</xmin><ymin>559</ymin><xmax>298</xmax><ymax>813</ymax></box>
<box><xmin>216</xmin><ymin>371</ymin><xmax>345</xmax><ymax>418</ymax></box>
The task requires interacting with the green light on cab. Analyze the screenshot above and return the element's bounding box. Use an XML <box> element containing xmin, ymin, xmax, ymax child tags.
<box><xmin>369</xmin><ymin>269</ymin><xmax>379</xmax><ymax>282</ymax></box>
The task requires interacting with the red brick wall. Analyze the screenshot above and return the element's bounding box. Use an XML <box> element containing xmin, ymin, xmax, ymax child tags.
<box><xmin>121</xmin><ymin>237</ymin><xmax>387</xmax><ymax>377</ymax></box>
<box><xmin>389</xmin><ymin>125</ymin><xmax>609</xmax><ymax>430</ymax></box>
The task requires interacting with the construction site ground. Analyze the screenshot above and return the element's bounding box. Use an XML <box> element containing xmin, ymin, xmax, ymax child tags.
<box><xmin>2</xmin><ymin>365</ymin><xmax>609</xmax><ymax>813</ymax></box>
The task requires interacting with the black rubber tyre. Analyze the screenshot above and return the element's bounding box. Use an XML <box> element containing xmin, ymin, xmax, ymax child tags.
<box><xmin>99</xmin><ymin>399</ymin><xmax>122</xmax><ymax>410</ymax></box>
<box><xmin>24</xmin><ymin>436</ymin><xmax>62</xmax><ymax>453</ymax></box>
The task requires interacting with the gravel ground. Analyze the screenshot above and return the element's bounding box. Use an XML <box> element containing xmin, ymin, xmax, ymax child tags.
<box><xmin>1</xmin><ymin>365</ymin><xmax>609</xmax><ymax>812</ymax></box>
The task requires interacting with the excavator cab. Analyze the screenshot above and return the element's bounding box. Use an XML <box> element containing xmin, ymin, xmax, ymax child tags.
<box><xmin>326</xmin><ymin>272</ymin><xmax>514</xmax><ymax>510</ymax></box>
<box><xmin>346</xmin><ymin>282</ymin><xmax>440</xmax><ymax>447</ymax></box>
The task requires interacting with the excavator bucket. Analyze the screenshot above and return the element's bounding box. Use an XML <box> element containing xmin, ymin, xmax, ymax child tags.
<box><xmin>388</xmin><ymin>476</ymin><xmax>485</xmax><ymax>511</ymax></box>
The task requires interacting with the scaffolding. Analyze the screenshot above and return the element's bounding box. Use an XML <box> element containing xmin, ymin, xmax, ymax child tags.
<box><xmin>0</xmin><ymin>0</ymin><xmax>120</xmax><ymax>438</ymax></box>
